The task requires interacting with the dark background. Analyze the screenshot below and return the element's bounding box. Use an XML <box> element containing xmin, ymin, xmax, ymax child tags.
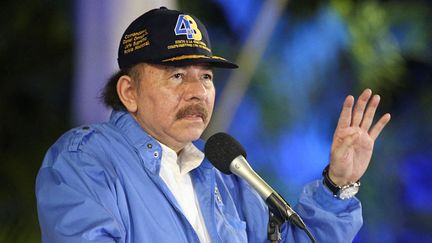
<box><xmin>1</xmin><ymin>0</ymin><xmax>431</xmax><ymax>242</ymax></box>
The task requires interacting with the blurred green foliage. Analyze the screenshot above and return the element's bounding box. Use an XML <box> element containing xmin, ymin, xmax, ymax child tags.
<box><xmin>332</xmin><ymin>0</ymin><xmax>431</xmax><ymax>93</ymax></box>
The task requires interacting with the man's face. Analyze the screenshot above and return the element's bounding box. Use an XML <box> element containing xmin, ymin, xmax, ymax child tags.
<box><xmin>131</xmin><ymin>63</ymin><xmax>215</xmax><ymax>152</ymax></box>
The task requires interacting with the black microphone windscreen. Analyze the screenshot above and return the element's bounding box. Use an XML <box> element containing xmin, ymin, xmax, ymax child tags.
<box><xmin>204</xmin><ymin>132</ymin><xmax>247</xmax><ymax>174</ymax></box>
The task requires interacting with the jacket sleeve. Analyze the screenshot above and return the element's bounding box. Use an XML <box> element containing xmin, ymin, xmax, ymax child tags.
<box><xmin>36</xmin><ymin>139</ymin><xmax>125</xmax><ymax>243</ymax></box>
<box><xmin>282</xmin><ymin>180</ymin><xmax>363</xmax><ymax>242</ymax></box>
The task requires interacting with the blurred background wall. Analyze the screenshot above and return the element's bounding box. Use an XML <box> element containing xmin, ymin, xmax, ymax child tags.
<box><xmin>1</xmin><ymin>0</ymin><xmax>431</xmax><ymax>242</ymax></box>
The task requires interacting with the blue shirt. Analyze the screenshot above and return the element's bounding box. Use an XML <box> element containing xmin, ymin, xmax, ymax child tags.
<box><xmin>36</xmin><ymin>111</ymin><xmax>362</xmax><ymax>242</ymax></box>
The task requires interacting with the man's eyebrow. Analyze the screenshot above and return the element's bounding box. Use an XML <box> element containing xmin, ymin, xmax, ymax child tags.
<box><xmin>199</xmin><ymin>64</ymin><xmax>213</xmax><ymax>71</ymax></box>
<box><xmin>164</xmin><ymin>65</ymin><xmax>186</xmax><ymax>72</ymax></box>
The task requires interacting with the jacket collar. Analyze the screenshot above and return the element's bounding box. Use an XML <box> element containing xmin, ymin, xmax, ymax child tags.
<box><xmin>109</xmin><ymin>110</ymin><xmax>213</xmax><ymax>171</ymax></box>
<box><xmin>109</xmin><ymin>110</ymin><xmax>155</xmax><ymax>148</ymax></box>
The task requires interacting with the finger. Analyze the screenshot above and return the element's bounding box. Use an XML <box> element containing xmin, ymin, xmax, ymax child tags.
<box><xmin>352</xmin><ymin>89</ymin><xmax>372</xmax><ymax>127</ymax></box>
<box><xmin>360</xmin><ymin>94</ymin><xmax>380</xmax><ymax>131</ymax></box>
<box><xmin>369</xmin><ymin>113</ymin><xmax>391</xmax><ymax>140</ymax></box>
<box><xmin>336</xmin><ymin>95</ymin><xmax>354</xmax><ymax>130</ymax></box>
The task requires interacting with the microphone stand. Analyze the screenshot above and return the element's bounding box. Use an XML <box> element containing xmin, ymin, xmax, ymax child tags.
<box><xmin>266</xmin><ymin>193</ymin><xmax>317</xmax><ymax>243</ymax></box>
<box><xmin>267</xmin><ymin>211</ymin><xmax>284</xmax><ymax>243</ymax></box>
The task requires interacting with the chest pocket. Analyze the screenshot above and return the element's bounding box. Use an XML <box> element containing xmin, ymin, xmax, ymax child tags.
<box><xmin>214</xmin><ymin>185</ymin><xmax>248</xmax><ymax>243</ymax></box>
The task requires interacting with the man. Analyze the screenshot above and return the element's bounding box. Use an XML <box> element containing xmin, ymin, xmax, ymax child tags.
<box><xmin>36</xmin><ymin>7</ymin><xmax>391</xmax><ymax>243</ymax></box>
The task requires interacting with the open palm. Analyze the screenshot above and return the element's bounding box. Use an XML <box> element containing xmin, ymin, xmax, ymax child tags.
<box><xmin>329</xmin><ymin>89</ymin><xmax>391</xmax><ymax>186</ymax></box>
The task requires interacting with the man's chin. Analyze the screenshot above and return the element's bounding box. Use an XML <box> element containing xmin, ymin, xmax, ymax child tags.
<box><xmin>188</xmin><ymin>128</ymin><xmax>206</xmax><ymax>140</ymax></box>
<box><xmin>180</xmin><ymin>126</ymin><xmax>206</xmax><ymax>141</ymax></box>
<box><xmin>173</xmin><ymin>119</ymin><xmax>208</xmax><ymax>139</ymax></box>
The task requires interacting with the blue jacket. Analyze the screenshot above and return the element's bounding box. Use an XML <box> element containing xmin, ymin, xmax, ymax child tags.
<box><xmin>36</xmin><ymin>111</ymin><xmax>362</xmax><ymax>242</ymax></box>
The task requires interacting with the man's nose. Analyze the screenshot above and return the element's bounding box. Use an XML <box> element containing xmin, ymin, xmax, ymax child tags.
<box><xmin>184</xmin><ymin>79</ymin><xmax>208</xmax><ymax>101</ymax></box>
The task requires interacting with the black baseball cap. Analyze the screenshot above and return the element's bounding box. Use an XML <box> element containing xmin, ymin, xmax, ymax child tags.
<box><xmin>117</xmin><ymin>7</ymin><xmax>238</xmax><ymax>69</ymax></box>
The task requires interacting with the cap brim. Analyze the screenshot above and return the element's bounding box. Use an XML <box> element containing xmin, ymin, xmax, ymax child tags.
<box><xmin>160</xmin><ymin>55</ymin><xmax>238</xmax><ymax>69</ymax></box>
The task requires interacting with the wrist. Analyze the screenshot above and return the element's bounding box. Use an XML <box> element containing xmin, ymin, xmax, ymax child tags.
<box><xmin>327</xmin><ymin>171</ymin><xmax>350</xmax><ymax>187</ymax></box>
<box><xmin>322</xmin><ymin>165</ymin><xmax>361</xmax><ymax>200</ymax></box>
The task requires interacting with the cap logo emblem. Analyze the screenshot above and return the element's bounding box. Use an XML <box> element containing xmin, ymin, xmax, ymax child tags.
<box><xmin>174</xmin><ymin>15</ymin><xmax>202</xmax><ymax>41</ymax></box>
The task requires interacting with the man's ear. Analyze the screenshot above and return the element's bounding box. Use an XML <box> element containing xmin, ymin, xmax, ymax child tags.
<box><xmin>117</xmin><ymin>75</ymin><xmax>138</xmax><ymax>113</ymax></box>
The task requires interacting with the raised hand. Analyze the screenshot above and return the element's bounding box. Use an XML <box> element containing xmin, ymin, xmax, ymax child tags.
<box><xmin>328</xmin><ymin>89</ymin><xmax>391</xmax><ymax>186</ymax></box>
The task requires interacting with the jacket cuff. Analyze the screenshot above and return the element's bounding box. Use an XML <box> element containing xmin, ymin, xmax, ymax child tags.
<box><xmin>303</xmin><ymin>179</ymin><xmax>361</xmax><ymax>214</ymax></box>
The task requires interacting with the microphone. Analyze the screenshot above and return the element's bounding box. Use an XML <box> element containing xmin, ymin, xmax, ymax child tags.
<box><xmin>204</xmin><ymin>132</ymin><xmax>307</xmax><ymax>230</ymax></box>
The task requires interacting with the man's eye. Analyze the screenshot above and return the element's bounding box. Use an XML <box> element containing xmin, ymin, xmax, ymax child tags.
<box><xmin>202</xmin><ymin>74</ymin><xmax>213</xmax><ymax>81</ymax></box>
<box><xmin>173</xmin><ymin>73</ymin><xmax>184</xmax><ymax>79</ymax></box>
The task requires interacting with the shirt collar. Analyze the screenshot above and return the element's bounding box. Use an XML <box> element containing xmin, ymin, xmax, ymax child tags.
<box><xmin>159</xmin><ymin>141</ymin><xmax>205</xmax><ymax>176</ymax></box>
